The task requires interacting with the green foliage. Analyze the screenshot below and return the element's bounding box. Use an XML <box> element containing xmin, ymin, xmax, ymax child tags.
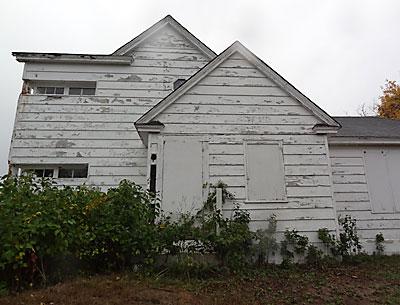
<box><xmin>375</xmin><ymin>233</ymin><xmax>385</xmax><ymax>255</ymax></box>
<box><xmin>0</xmin><ymin>176</ymin><xmax>158</xmax><ymax>291</ymax></box>
<box><xmin>318</xmin><ymin>215</ymin><xmax>362</xmax><ymax>259</ymax></box>
<box><xmin>0</xmin><ymin>175</ymin><xmax>100</xmax><ymax>290</ymax></box>
<box><xmin>79</xmin><ymin>180</ymin><xmax>160</xmax><ymax>271</ymax></box>
<box><xmin>338</xmin><ymin>215</ymin><xmax>362</xmax><ymax>257</ymax></box>
<box><xmin>210</xmin><ymin>208</ymin><xmax>252</xmax><ymax>270</ymax></box>
<box><xmin>280</xmin><ymin>229</ymin><xmax>309</xmax><ymax>266</ymax></box>
<box><xmin>317</xmin><ymin>228</ymin><xmax>339</xmax><ymax>256</ymax></box>
<box><xmin>305</xmin><ymin>245</ymin><xmax>324</xmax><ymax>267</ymax></box>
<box><xmin>202</xmin><ymin>180</ymin><xmax>235</xmax><ymax>212</ymax></box>
<box><xmin>252</xmin><ymin>214</ymin><xmax>278</xmax><ymax>264</ymax></box>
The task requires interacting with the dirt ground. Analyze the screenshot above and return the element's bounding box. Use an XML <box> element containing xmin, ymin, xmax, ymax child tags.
<box><xmin>1</xmin><ymin>256</ymin><xmax>400</xmax><ymax>305</ymax></box>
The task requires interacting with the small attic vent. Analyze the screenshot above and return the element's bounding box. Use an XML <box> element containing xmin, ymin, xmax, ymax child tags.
<box><xmin>173</xmin><ymin>79</ymin><xmax>186</xmax><ymax>90</ymax></box>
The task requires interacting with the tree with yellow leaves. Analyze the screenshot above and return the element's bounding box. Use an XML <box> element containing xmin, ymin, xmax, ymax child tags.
<box><xmin>377</xmin><ymin>80</ymin><xmax>400</xmax><ymax>119</ymax></box>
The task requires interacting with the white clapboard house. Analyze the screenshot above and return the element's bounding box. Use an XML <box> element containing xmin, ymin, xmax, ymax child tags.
<box><xmin>9</xmin><ymin>15</ymin><xmax>400</xmax><ymax>254</ymax></box>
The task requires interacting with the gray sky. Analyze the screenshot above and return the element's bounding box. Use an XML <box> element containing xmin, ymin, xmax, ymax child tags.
<box><xmin>1</xmin><ymin>0</ymin><xmax>399</xmax><ymax>174</ymax></box>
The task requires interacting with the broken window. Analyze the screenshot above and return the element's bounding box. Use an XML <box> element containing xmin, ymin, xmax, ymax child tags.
<box><xmin>37</xmin><ymin>87</ymin><xmax>65</xmax><ymax>95</ymax></box>
<box><xmin>58</xmin><ymin>164</ymin><xmax>89</xmax><ymax>178</ymax></box>
<box><xmin>16</xmin><ymin>164</ymin><xmax>88</xmax><ymax>179</ymax></box>
<box><xmin>20</xmin><ymin>168</ymin><xmax>54</xmax><ymax>178</ymax></box>
<box><xmin>29</xmin><ymin>81</ymin><xmax>96</xmax><ymax>96</ymax></box>
<box><xmin>68</xmin><ymin>87</ymin><xmax>96</xmax><ymax>96</ymax></box>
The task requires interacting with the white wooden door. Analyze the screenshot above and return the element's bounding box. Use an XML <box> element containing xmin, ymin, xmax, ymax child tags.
<box><xmin>161</xmin><ymin>137</ymin><xmax>205</xmax><ymax>215</ymax></box>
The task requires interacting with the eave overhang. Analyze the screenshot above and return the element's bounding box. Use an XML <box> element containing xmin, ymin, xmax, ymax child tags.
<box><xmin>328</xmin><ymin>136</ymin><xmax>400</xmax><ymax>145</ymax></box>
<box><xmin>134</xmin><ymin>121</ymin><xmax>165</xmax><ymax>147</ymax></box>
<box><xmin>312</xmin><ymin>123</ymin><xmax>341</xmax><ymax>135</ymax></box>
<box><xmin>12</xmin><ymin>52</ymin><xmax>133</xmax><ymax>65</ymax></box>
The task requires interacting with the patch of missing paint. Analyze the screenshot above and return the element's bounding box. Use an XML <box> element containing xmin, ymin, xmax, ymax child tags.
<box><xmin>55</xmin><ymin>140</ymin><xmax>76</xmax><ymax>148</ymax></box>
<box><xmin>117</xmin><ymin>74</ymin><xmax>142</xmax><ymax>82</ymax></box>
<box><xmin>111</xmin><ymin>98</ymin><xmax>124</xmax><ymax>104</ymax></box>
<box><xmin>76</xmin><ymin>152</ymin><xmax>83</xmax><ymax>157</ymax></box>
<box><xmin>42</xmin><ymin>96</ymin><xmax>62</xmax><ymax>101</ymax></box>
<box><xmin>89</xmin><ymin>97</ymin><xmax>109</xmax><ymax>104</ymax></box>
<box><xmin>99</xmin><ymin>107</ymin><xmax>110</xmax><ymax>113</ymax></box>
<box><xmin>104</xmin><ymin>73</ymin><xmax>114</xmax><ymax>78</ymax></box>
<box><xmin>55</xmin><ymin>151</ymin><xmax>67</xmax><ymax>157</ymax></box>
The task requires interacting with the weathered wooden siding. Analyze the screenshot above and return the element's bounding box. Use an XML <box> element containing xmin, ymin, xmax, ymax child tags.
<box><xmin>154</xmin><ymin>52</ymin><xmax>338</xmax><ymax>243</ymax></box>
<box><xmin>330</xmin><ymin>145</ymin><xmax>400</xmax><ymax>254</ymax></box>
<box><xmin>9</xmin><ymin>25</ymin><xmax>210</xmax><ymax>189</ymax></box>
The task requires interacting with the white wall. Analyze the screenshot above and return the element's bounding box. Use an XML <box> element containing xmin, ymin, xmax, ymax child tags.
<box><xmin>9</xmin><ymin>25</ymin><xmax>209</xmax><ymax>190</ymax></box>
<box><xmin>330</xmin><ymin>145</ymin><xmax>400</xmax><ymax>254</ymax></box>
<box><xmin>154</xmin><ymin>51</ymin><xmax>338</xmax><ymax>245</ymax></box>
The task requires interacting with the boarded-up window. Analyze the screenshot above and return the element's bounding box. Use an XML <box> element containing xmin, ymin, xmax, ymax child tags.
<box><xmin>162</xmin><ymin>137</ymin><xmax>206</xmax><ymax>214</ymax></box>
<box><xmin>364</xmin><ymin>148</ymin><xmax>400</xmax><ymax>213</ymax></box>
<box><xmin>245</xmin><ymin>142</ymin><xmax>286</xmax><ymax>202</ymax></box>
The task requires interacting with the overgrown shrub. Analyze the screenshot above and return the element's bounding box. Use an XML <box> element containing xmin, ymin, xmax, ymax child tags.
<box><xmin>0</xmin><ymin>175</ymin><xmax>101</xmax><ymax>290</ymax></box>
<box><xmin>280</xmin><ymin>229</ymin><xmax>309</xmax><ymax>266</ymax></box>
<box><xmin>318</xmin><ymin>215</ymin><xmax>362</xmax><ymax>260</ymax></box>
<box><xmin>0</xmin><ymin>174</ymin><xmax>255</xmax><ymax>292</ymax></box>
<box><xmin>79</xmin><ymin>180</ymin><xmax>160</xmax><ymax>271</ymax></box>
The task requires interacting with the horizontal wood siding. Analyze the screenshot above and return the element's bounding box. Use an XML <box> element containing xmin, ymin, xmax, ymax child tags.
<box><xmin>155</xmin><ymin>52</ymin><xmax>337</xmax><ymax>239</ymax></box>
<box><xmin>10</xmin><ymin>25</ymin><xmax>209</xmax><ymax>188</ymax></box>
<box><xmin>330</xmin><ymin>145</ymin><xmax>400</xmax><ymax>254</ymax></box>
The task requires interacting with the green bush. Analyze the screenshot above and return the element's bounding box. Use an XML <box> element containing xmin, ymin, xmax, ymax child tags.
<box><xmin>0</xmin><ymin>175</ymin><xmax>254</xmax><ymax>291</ymax></box>
<box><xmin>0</xmin><ymin>175</ymin><xmax>101</xmax><ymax>290</ymax></box>
<box><xmin>79</xmin><ymin>180</ymin><xmax>160</xmax><ymax>271</ymax></box>
<box><xmin>318</xmin><ymin>215</ymin><xmax>362</xmax><ymax>260</ymax></box>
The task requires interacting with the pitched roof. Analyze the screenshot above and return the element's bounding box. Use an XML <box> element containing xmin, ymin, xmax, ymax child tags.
<box><xmin>112</xmin><ymin>15</ymin><xmax>216</xmax><ymax>59</ymax></box>
<box><xmin>136</xmin><ymin>41</ymin><xmax>340</xmax><ymax>128</ymax></box>
<box><xmin>333</xmin><ymin>116</ymin><xmax>400</xmax><ymax>139</ymax></box>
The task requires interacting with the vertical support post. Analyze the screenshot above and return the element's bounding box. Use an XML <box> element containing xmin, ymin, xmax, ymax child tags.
<box><xmin>216</xmin><ymin>188</ymin><xmax>223</xmax><ymax>235</ymax></box>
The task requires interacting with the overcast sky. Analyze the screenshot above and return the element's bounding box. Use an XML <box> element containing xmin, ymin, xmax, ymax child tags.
<box><xmin>1</xmin><ymin>0</ymin><xmax>399</xmax><ymax>174</ymax></box>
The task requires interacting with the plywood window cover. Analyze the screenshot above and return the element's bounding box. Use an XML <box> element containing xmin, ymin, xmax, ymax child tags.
<box><xmin>244</xmin><ymin>140</ymin><xmax>287</xmax><ymax>204</ymax></box>
<box><xmin>363</xmin><ymin>148</ymin><xmax>400</xmax><ymax>214</ymax></box>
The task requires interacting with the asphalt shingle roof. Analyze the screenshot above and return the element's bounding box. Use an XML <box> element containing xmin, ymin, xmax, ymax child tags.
<box><xmin>333</xmin><ymin>116</ymin><xmax>400</xmax><ymax>138</ymax></box>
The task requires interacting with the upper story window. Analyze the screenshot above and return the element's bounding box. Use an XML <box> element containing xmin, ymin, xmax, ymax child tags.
<box><xmin>31</xmin><ymin>168</ymin><xmax>54</xmax><ymax>178</ymax></box>
<box><xmin>26</xmin><ymin>81</ymin><xmax>96</xmax><ymax>96</ymax></box>
<box><xmin>68</xmin><ymin>87</ymin><xmax>96</xmax><ymax>96</ymax></box>
<box><xmin>37</xmin><ymin>87</ymin><xmax>65</xmax><ymax>95</ymax></box>
<box><xmin>58</xmin><ymin>164</ymin><xmax>88</xmax><ymax>178</ymax></box>
<box><xmin>17</xmin><ymin>164</ymin><xmax>89</xmax><ymax>179</ymax></box>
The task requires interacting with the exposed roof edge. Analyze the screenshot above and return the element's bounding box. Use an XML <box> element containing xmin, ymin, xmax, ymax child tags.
<box><xmin>12</xmin><ymin>52</ymin><xmax>133</xmax><ymax>65</ymax></box>
<box><xmin>112</xmin><ymin>15</ymin><xmax>216</xmax><ymax>59</ymax></box>
<box><xmin>313</xmin><ymin>124</ymin><xmax>340</xmax><ymax>134</ymax></box>
<box><xmin>135</xmin><ymin>121</ymin><xmax>165</xmax><ymax>147</ymax></box>
<box><xmin>328</xmin><ymin>136</ymin><xmax>400</xmax><ymax>145</ymax></box>
<box><xmin>136</xmin><ymin>41</ymin><xmax>340</xmax><ymax>128</ymax></box>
